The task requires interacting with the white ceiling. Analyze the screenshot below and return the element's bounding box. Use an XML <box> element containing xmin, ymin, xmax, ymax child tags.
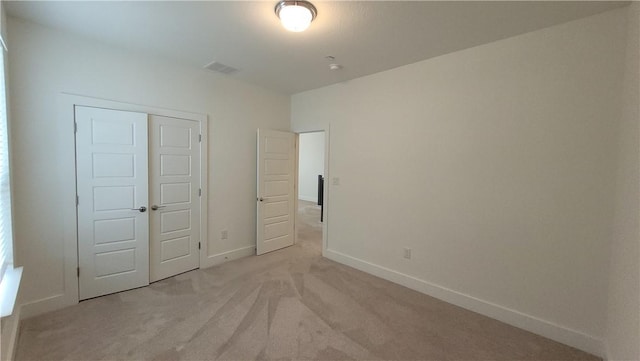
<box><xmin>5</xmin><ymin>1</ymin><xmax>628</xmax><ymax>95</ymax></box>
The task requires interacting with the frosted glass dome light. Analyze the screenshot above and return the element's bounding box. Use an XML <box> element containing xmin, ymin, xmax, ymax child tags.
<box><xmin>275</xmin><ymin>1</ymin><xmax>317</xmax><ymax>32</ymax></box>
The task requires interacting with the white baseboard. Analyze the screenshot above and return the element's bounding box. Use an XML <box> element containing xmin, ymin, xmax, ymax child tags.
<box><xmin>298</xmin><ymin>195</ymin><xmax>317</xmax><ymax>203</ymax></box>
<box><xmin>325</xmin><ymin>248</ymin><xmax>604</xmax><ymax>357</ymax></box>
<box><xmin>20</xmin><ymin>294</ymin><xmax>72</xmax><ymax>319</ymax></box>
<box><xmin>201</xmin><ymin>245</ymin><xmax>255</xmax><ymax>269</ymax></box>
<box><xmin>22</xmin><ymin>246</ymin><xmax>256</xmax><ymax>318</ymax></box>
<box><xmin>1</xmin><ymin>303</ymin><xmax>21</xmax><ymax>361</ymax></box>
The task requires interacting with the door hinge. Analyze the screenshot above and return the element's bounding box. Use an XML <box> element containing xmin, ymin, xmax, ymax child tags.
<box><xmin>77</xmin><ymin>267</ymin><xmax>80</xmax><ymax>277</ymax></box>
<box><xmin>74</xmin><ymin>122</ymin><xmax>77</xmax><ymax>133</ymax></box>
<box><xmin>76</xmin><ymin>195</ymin><xmax>79</xmax><ymax>206</ymax></box>
<box><xmin>199</xmin><ymin>134</ymin><xmax>202</xmax><ymax>142</ymax></box>
<box><xmin>198</xmin><ymin>188</ymin><xmax>201</xmax><ymax>197</ymax></box>
<box><xmin>198</xmin><ymin>242</ymin><xmax>201</xmax><ymax>250</ymax></box>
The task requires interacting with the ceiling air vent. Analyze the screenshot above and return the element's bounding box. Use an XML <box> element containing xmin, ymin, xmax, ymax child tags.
<box><xmin>204</xmin><ymin>61</ymin><xmax>239</xmax><ymax>75</ymax></box>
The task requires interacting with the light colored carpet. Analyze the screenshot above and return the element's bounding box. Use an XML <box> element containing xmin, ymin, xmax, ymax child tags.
<box><xmin>15</xmin><ymin>200</ymin><xmax>599</xmax><ymax>360</ymax></box>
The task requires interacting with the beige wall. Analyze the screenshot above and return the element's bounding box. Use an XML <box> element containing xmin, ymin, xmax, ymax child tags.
<box><xmin>7</xmin><ymin>17</ymin><xmax>290</xmax><ymax>315</ymax></box>
<box><xmin>605</xmin><ymin>3</ymin><xmax>640</xmax><ymax>361</ymax></box>
<box><xmin>292</xmin><ymin>8</ymin><xmax>627</xmax><ymax>355</ymax></box>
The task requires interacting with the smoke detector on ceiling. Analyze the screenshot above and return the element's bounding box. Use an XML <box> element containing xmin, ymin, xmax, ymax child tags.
<box><xmin>204</xmin><ymin>61</ymin><xmax>239</xmax><ymax>75</ymax></box>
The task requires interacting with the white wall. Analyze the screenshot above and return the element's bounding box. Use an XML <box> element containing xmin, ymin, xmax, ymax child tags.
<box><xmin>7</xmin><ymin>17</ymin><xmax>290</xmax><ymax>315</ymax></box>
<box><xmin>605</xmin><ymin>3</ymin><xmax>640</xmax><ymax>361</ymax></box>
<box><xmin>292</xmin><ymin>8</ymin><xmax>627</xmax><ymax>355</ymax></box>
<box><xmin>298</xmin><ymin>132</ymin><xmax>324</xmax><ymax>202</ymax></box>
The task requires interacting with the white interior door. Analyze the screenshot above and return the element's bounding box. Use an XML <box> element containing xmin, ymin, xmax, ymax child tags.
<box><xmin>76</xmin><ymin>106</ymin><xmax>149</xmax><ymax>300</ymax></box>
<box><xmin>149</xmin><ymin>115</ymin><xmax>201</xmax><ymax>282</ymax></box>
<box><xmin>256</xmin><ymin>129</ymin><xmax>296</xmax><ymax>255</ymax></box>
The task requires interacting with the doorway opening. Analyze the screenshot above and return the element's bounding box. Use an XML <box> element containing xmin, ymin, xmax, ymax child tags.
<box><xmin>296</xmin><ymin>131</ymin><xmax>325</xmax><ymax>252</ymax></box>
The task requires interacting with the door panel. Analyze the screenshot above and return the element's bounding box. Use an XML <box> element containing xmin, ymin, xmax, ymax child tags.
<box><xmin>149</xmin><ymin>115</ymin><xmax>200</xmax><ymax>282</ymax></box>
<box><xmin>257</xmin><ymin>129</ymin><xmax>295</xmax><ymax>255</ymax></box>
<box><xmin>161</xmin><ymin>183</ymin><xmax>190</xmax><ymax>204</ymax></box>
<box><xmin>76</xmin><ymin>106</ymin><xmax>149</xmax><ymax>300</ymax></box>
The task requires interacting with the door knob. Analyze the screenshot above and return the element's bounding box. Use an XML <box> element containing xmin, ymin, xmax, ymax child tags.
<box><xmin>151</xmin><ymin>205</ymin><xmax>166</xmax><ymax>211</ymax></box>
<box><xmin>131</xmin><ymin>206</ymin><xmax>147</xmax><ymax>212</ymax></box>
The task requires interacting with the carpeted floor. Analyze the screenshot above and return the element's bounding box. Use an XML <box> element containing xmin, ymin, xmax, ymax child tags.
<box><xmin>15</xmin><ymin>200</ymin><xmax>599</xmax><ymax>361</ymax></box>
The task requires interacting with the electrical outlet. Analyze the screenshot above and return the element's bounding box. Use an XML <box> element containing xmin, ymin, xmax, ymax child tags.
<box><xmin>332</xmin><ymin>177</ymin><xmax>340</xmax><ymax>186</ymax></box>
<box><xmin>403</xmin><ymin>248</ymin><xmax>412</xmax><ymax>259</ymax></box>
<box><xmin>221</xmin><ymin>230</ymin><xmax>228</xmax><ymax>240</ymax></box>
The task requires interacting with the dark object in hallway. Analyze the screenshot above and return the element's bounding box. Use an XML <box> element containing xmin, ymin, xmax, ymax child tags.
<box><xmin>318</xmin><ymin>174</ymin><xmax>324</xmax><ymax>222</ymax></box>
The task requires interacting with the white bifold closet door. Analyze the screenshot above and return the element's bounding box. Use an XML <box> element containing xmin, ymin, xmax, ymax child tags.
<box><xmin>149</xmin><ymin>115</ymin><xmax>200</xmax><ymax>283</ymax></box>
<box><xmin>76</xmin><ymin>107</ymin><xmax>201</xmax><ymax>300</ymax></box>
<box><xmin>76</xmin><ymin>106</ymin><xmax>150</xmax><ymax>300</ymax></box>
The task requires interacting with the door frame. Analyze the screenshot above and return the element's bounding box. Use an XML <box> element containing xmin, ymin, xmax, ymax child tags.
<box><xmin>56</xmin><ymin>93</ymin><xmax>208</xmax><ymax>310</ymax></box>
<box><xmin>294</xmin><ymin>128</ymin><xmax>330</xmax><ymax>255</ymax></box>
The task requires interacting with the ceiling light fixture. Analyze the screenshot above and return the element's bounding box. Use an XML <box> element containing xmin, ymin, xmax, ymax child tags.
<box><xmin>275</xmin><ymin>1</ymin><xmax>317</xmax><ymax>32</ymax></box>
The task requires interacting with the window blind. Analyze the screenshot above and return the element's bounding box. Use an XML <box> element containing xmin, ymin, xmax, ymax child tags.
<box><xmin>0</xmin><ymin>35</ymin><xmax>12</xmax><ymax>283</ymax></box>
